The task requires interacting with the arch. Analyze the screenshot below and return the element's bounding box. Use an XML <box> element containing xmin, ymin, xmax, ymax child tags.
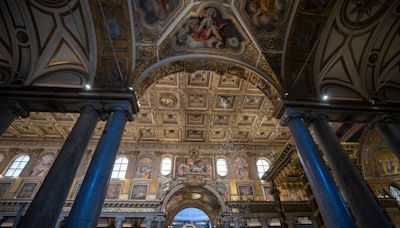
<box><xmin>216</xmin><ymin>157</ymin><xmax>228</xmax><ymax>177</ymax></box>
<box><xmin>160</xmin><ymin>183</ymin><xmax>227</xmax><ymax>213</ymax></box>
<box><xmin>256</xmin><ymin>158</ymin><xmax>271</xmax><ymax>179</ymax></box>
<box><xmin>111</xmin><ymin>156</ymin><xmax>129</xmax><ymax>179</ymax></box>
<box><xmin>4</xmin><ymin>154</ymin><xmax>30</xmax><ymax>177</ymax></box>
<box><xmin>171</xmin><ymin>206</ymin><xmax>213</xmax><ymax>228</ymax></box>
<box><xmin>31</xmin><ymin>69</ymin><xmax>89</xmax><ymax>88</ymax></box>
<box><xmin>132</xmin><ymin>54</ymin><xmax>282</xmax><ymax>105</ymax></box>
<box><xmin>160</xmin><ymin>156</ymin><xmax>173</xmax><ymax>176</ymax></box>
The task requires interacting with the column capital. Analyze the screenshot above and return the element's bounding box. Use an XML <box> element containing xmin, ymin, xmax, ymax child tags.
<box><xmin>115</xmin><ymin>216</ymin><xmax>125</xmax><ymax>222</ymax></box>
<box><xmin>104</xmin><ymin>102</ymin><xmax>134</xmax><ymax>121</ymax></box>
<box><xmin>155</xmin><ymin>215</ymin><xmax>166</xmax><ymax>222</ymax></box>
<box><xmin>308</xmin><ymin>112</ymin><xmax>329</xmax><ymax>123</ymax></box>
<box><xmin>222</xmin><ymin>216</ymin><xmax>231</xmax><ymax>223</ymax></box>
<box><xmin>280</xmin><ymin>108</ymin><xmax>307</xmax><ymax>126</ymax></box>
<box><xmin>372</xmin><ymin>115</ymin><xmax>398</xmax><ymax>126</ymax></box>
<box><xmin>145</xmin><ymin>216</ymin><xmax>154</xmax><ymax>222</ymax></box>
<box><xmin>0</xmin><ymin>100</ymin><xmax>29</xmax><ymax>118</ymax></box>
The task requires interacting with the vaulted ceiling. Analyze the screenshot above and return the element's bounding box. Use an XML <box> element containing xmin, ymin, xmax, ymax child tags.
<box><xmin>0</xmin><ymin>0</ymin><xmax>399</xmax><ymax>112</ymax></box>
<box><xmin>0</xmin><ymin>0</ymin><xmax>400</xmax><ymax>142</ymax></box>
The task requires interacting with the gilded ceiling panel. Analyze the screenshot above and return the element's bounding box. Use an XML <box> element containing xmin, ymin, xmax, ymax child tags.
<box><xmin>1</xmin><ymin>71</ymin><xmax>288</xmax><ymax>144</ymax></box>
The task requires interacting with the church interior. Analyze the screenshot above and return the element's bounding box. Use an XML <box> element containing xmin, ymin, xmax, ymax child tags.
<box><xmin>0</xmin><ymin>0</ymin><xmax>399</xmax><ymax>227</ymax></box>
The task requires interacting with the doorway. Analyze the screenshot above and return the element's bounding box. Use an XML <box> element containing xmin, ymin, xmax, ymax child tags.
<box><xmin>171</xmin><ymin>207</ymin><xmax>211</xmax><ymax>228</ymax></box>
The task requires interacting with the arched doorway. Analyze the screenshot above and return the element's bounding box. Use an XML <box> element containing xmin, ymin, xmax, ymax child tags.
<box><xmin>172</xmin><ymin>207</ymin><xmax>212</xmax><ymax>228</ymax></box>
<box><xmin>162</xmin><ymin>184</ymin><xmax>226</xmax><ymax>227</ymax></box>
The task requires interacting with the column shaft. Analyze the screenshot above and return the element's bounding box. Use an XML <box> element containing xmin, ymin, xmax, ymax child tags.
<box><xmin>233</xmin><ymin>217</ymin><xmax>239</xmax><ymax>228</ymax></box>
<box><xmin>114</xmin><ymin>216</ymin><xmax>125</xmax><ymax>228</ymax></box>
<box><xmin>260</xmin><ymin>217</ymin><xmax>268</xmax><ymax>228</ymax></box>
<box><xmin>156</xmin><ymin>219</ymin><xmax>164</xmax><ymax>228</ymax></box>
<box><xmin>145</xmin><ymin>217</ymin><xmax>153</xmax><ymax>228</ymax></box>
<box><xmin>17</xmin><ymin>106</ymin><xmax>99</xmax><ymax>228</ymax></box>
<box><xmin>284</xmin><ymin>110</ymin><xmax>356</xmax><ymax>228</ymax></box>
<box><xmin>311</xmin><ymin>116</ymin><xmax>391</xmax><ymax>228</ymax></box>
<box><xmin>54</xmin><ymin>216</ymin><xmax>65</xmax><ymax>228</ymax></box>
<box><xmin>223</xmin><ymin>221</ymin><xmax>230</xmax><ymax>228</ymax></box>
<box><xmin>271</xmin><ymin>185</ymin><xmax>287</xmax><ymax>228</ymax></box>
<box><xmin>375</xmin><ymin>120</ymin><xmax>400</xmax><ymax>161</ymax></box>
<box><xmin>0</xmin><ymin>107</ymin><xmax>19</xmax><ymax>136</ymax></box>
<box><xmin>65</xmin><ymin>109</ymin><xmax>128</xmax><ymax>228</ymax></box>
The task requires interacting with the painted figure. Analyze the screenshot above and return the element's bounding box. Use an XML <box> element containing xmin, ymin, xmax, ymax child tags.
<box><xmin>176</xmin><ymin>7</ymin><xmax>242</xmax><ymax>50</ymax></box>
<box><xmin>235</xmin><ymin>158</ymin><xmax>249</xmax><ymax>180</ymax></box>
<box><xmin>175</xmin><ymin>157</ymin><xmax>213</xmax><ymax>178</ymax></box>
<box><xmin>136</xmin><ymin>157</ymin><xmax>153</xmax><ymax>179</ymax></box>
<box><xmin>30</xmin><ymin>154</ymin><xmax>55</xmax><ymax>177</ymax></box>
<box><xmin>246</xmin><ymin>0</ymin><xmax>286</xmax><ymax>32</ymax></box>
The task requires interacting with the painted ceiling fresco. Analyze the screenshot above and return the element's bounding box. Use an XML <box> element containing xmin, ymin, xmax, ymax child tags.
<box><xmin>174</xmin><ymin>6</ymin><xmax>244</xmax><ymax>51</ymax></box>
<box><xmin>2</xmin><ymin>0</ymin><xmax>399</xmax><ymax>106</ymax></box>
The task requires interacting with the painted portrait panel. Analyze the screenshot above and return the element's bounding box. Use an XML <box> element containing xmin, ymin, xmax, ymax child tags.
<box><xmin>263</xmin><ymin>186</ymin><xmax>274</xmax><ymax>201</ymax></box>
<box><xmin>0</xmin><ymin>183</ymin><xmax>11</xmax><ymax>198</ymax></box>
<box><xmin>175</xmin><ymin>157</ymin><xmax>213</xmax><ymax>178</ymax></box>
<box><xmin>130</xmin><ymin>184</ymin><xmax>148</xmax><ymax>200</ymax></box>
<box><xmin>16</xmin><ymin>183</ymin><xmax>38</xmax><ymax>199</ymax></box>
<box><xmin>135</xmin><ymin>157</ymin><xmax>153</xmax><ymax>179</ymax></box>
<box><xmin>234</xmin><ymin>158</ymin><xmax>249</xmax><ymax>180</ymax></box>
<box><xmin>238</xmin><ymin>185</ymin><xmax>254</xmax><ymax>196</ymax></box>
<box><xmin>244</xmin><ymin>0</ymin><xmax>287</xmax><ymax>33</ymax></box>
<box><xmin>175</xmin><ymin>7</ymin><xmax>244</xmax><ymax>51</ymax></box>
<box><xmin>101</xmin><ymin>5</ymin><xmax>125</xmax><ymax>40</ymax></box>
<box><xmin>138</xmin><ymin>0</ymin><xmax>180</xmax><ymax>26</ymax></box>
<box><xmin>30</xmin><ymin>154</ymin><xmax>55</xmax><ymax>177</ymax></box>
<box><xmin>106</xmin><ymin>183</ymin><xmax>123</xmax><ymax>200</ymax></box>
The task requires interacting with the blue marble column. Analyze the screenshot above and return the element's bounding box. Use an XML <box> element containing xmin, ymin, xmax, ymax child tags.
<box><xmin>145</xmin><ymin>216</ymin><xmax>154</xmax><ymax>228</ymax></box>
<box><xmin>311</xmin><ymin>114</ymin><xmax>391</xmax><ymax>228</ymax></box>
<box><xmin>282</xmin><ymin>108</ymin><xmax>356</xmax><ymax>228</ymax></box>
<box><xmin>17</xmin><ymin>105</ymin><xmax>99</xmax><ymax>228</ymax></box>
<box><xmin>65</xmin><ymin>104</ymin><xmax>131</xmax><ymax>228</ymax></box>
<box><xmin>155</xmin><ymin>215</ymin><xmax>165</xmax><ymax>228</ymax></box>
<box><xmin>0</xmin><ymin>102</ymin><xmax>28</xmax><ymax>136</ymax></box>
<box><xmin>374</xmin><ymin>116</ymin><xmax>400</xmax><ymax>161</ymax></box>
<box><xmin>222</xmin><ymin>216</ymin><xmax>230</xmax><ymax>228</ymax></box>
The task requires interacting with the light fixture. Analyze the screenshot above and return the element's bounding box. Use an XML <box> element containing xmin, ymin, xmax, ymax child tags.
<box><xmin>85</xmin><ymin>84</ymin><xmax>91</xmax><ymax>89</ymax></box>
<box><xmin>128</xmin><ymin>86</ymin><xmax>133</xmax><ymax>91</ymax></box>
<box><xmin>322</xmin><ymin>94</ymin><xmax>329</xmax><ymax>101</ymax></box>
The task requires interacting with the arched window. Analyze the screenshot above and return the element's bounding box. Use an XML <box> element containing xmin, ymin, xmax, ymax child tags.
<box><xmin>216</xmin><ymin>158</ymin><xmax>228</xmax><ymax>177</ymax></box>
<box><xmin>4</xmin><ymin>155</ymin><xmax>30</xmax><ymax>177</ymax></box>
<box><xmin>256</xmin><ymin>158</ymin><xmax>270</xmax><ymax>179</ymax></box>
<box><xmin>160</xmin><ymin>157</ymin><xmax>172</xmax><ymax>176</ymax></box>
<box><xmin>111</xmin><ymin>157</ymin><xmax>129</xmax><ymax>179</ymax></box>
<box><xmin>389</xmin><ymin>185</ymin><xmax>400</xmax><ymax>205</ymax></box>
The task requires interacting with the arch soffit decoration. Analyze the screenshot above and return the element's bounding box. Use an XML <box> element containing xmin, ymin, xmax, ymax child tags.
<box><xmin>160</xmin><ymin>183</ymin><xmax>227</xmax><ymax>213</ymax></box>
<box><xmin>131</xmin><ymin>1</ymin><xmax>285</xmax><ymax>106</ymax></box>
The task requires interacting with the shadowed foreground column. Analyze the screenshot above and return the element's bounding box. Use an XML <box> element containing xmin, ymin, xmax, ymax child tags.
<box><xmin>375</xmin><ymin>116</ymin><xmax>400</xmax><ymax>161</ymax></box>
<box><xmin>65</xmin><ymin>105</ymin><xmax>130</xmax><ymax>228</ymax></box>
<box><xmin>0</xmin><ymin>102</ymin><xmax>28</xmax><ymax>136</ymax></box>
<box><xmin>17</xmin><ymin>105</ymin><xmax>99</xmax><ymax>228</ymax></box>
<box><xmin>311</xmin><ymin>115</ymin><xmax>391</xmax><ymax>228</ymax></box>
<box><xmin>282</xmin><ymin>108</ymin><xmax>356</xmax><ymax>228</ymax></box>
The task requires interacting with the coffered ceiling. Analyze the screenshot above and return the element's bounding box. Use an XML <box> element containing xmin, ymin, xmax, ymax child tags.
<box><xmin>0</xmin><ymin>0</ymin><xmax>399</xmax><ymax>123</ymax></box>
<box><xmin>133</xmin><ymin>71</ymin><xmax>289</xmax><ymax>143</ymax></box>
<box><xmin>1</xmin><ymin>72</ymin><xmax>290</xmax><ymax>145</ymax></box>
